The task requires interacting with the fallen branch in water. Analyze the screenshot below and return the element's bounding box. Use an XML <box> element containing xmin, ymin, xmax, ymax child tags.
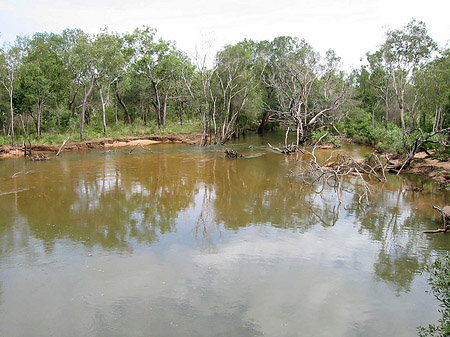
<box><xmin>11</xmin><ymin>170</ymin><xmax>34</xmax><ymax>178</ymax></box>
<box><xmin>268</xmin><ymin>143</ymin><xmax>303</xmax><ymax>154</ymax></box>
<box><xmin>0</xmin><ymin>188</ymin><xmax>31</xmax><ymax>196</ymax></box>
<box><xmin>292</xmin><ymin>135</ymin><xmax>389</xmax><ymax>213</ymax></box>
<box><xmin>422</xmin><ymin>205</ymin><xmax>450</xmax><ymax>234</ymax></box>
<box><xmin>56</xmin><ymin>137</ymin><xmax>69</xmax><ymax>157</ymax></box>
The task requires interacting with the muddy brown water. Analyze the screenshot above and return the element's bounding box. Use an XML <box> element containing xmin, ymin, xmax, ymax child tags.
<box><xmin>0</xmin><ymin>132</ymin><xmax>449</xmax><ymax>337</ymax></box>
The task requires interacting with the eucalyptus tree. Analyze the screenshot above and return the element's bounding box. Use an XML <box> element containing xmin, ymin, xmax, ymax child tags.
<box><xmin>93</xmin><ymin>30</ymin><xmax>127</xmax><ymax>135</ymax></box>
<box><xmin>414</xmin><ymin>49</ymin><xmax>450</xmax><ymax>132</ymax></box>
<box><xmin>183</xmin><ymin>45</ymin><xmax>217</xmax><ymax>145</ymax></box>
<box><xmin>127</xmin><ymin>26</ymin><xmax>188</xmax><ymax>128</ymax></box>
<box><xmin>71</xmin><ymin>31</ymin><xmax>96</xmax><ymax>141</ymax></box>
<box><xmin>58</xmin><ymin>29</ymin><xmax>98</xmax><ymax>140</ymax></box>
<box><xmin>0</xmin><ymin>41</ymin><xmax>24</xmax><ymax>145</ymax></box>
<box><xmin>210</xmin><ymin>43</ymin><xmax>259</xmax><ymax>144</ymax></box>
<box><xmin>311</xmin><ymin>49</ymin><xmax>349</xmax><ymax>129</ymax></box>
<box><xmin>19</xmin><ymin>33</ymin><xmax>67</xmax><ymax>137</ymax></box>
<box><xmin>381</xmin><ymin>19</ymin><xmax>437</xmax><ymax>132</ymax></box>
<box><xmin>359</xmin><ymin>50</ymin><xmax>394</xmax><ymax>127</ymax></box>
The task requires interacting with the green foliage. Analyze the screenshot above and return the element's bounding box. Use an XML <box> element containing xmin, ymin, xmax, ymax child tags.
<box><xmin>418</xmin><ymin>254</ymin><xmax>450</xmax><ymax>336</ymax></box>
<box><xmin>373</xmin><ymin>125</ymin><xmax>404</xmax><ymax>154</ymax></box>
<box><xmin>434</xmin><ymin>147</ymin><xmax>450</xmax><ymax>161</ymax></box>
<box><xmin>344</xmin><ymin>110</ymin><xmax>405</xmax><ymax>153</ymax></box>
<box><xmin>0</xmin><ymin>20</ymin><xmax>448</xmax><ymax>151</ymax></box>
<box><xmin>309</xmin><ymin>129</ymin><xmax>341</xmax><ymax>147</ymax></box>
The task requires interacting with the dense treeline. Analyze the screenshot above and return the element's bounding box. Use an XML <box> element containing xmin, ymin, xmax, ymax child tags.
<box><xmin>0</xmin><ymin>19</ymin><xmax>449</xmax><ymax>155</ymax></box>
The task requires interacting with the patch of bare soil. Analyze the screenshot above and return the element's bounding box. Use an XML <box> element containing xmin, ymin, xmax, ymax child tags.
<box><xmin>0</xmin><ymin>133</ymin><xmax>203</xmax><ymax>160</ymax></box>
<box><xmin>404</xmin><ymin>152</ymin><xmax>450</xmax><ymax>186</ymax></box>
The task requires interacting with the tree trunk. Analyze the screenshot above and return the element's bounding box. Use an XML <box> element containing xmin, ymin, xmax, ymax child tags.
<box><xmin>80</xmin><ymin>78</ymin><xmax>95</xmax><ymax>141</ymax></box>
<box><xmin>9</xmin><ymin>90</ymin><xmax>15</xmax><ymax>146</ymax></box>
<box><xmin>385</xmin><ymin>87</ymin><xmax>389</xmax><ymax>128</ymax></box>
<box><xmin>115</xmin><ymin>82</ymin><xmax>131</xmax><ymax>124</ymax></box>
<box><xmin>99</xmin><ymin>86</ymin><xmax>107</xmax><ymax>136</ymax></box>
<box><xmin>257</xmin><ymin>111</ymin><xmax>270</xmax><ymax>134</ymax></box>
<box><xmin>162</xmin><ymin>91</ymin><xmax>168</xmax><ymax>126</ymax></box>
<box><xmin>36</xmin><ymin>100</ymin><xmax>43</xmax><ymax>138</ymax></box>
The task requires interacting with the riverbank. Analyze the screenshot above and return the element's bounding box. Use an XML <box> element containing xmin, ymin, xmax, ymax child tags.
<box><xmin>403</xmin><ymin>152</ymin><xmax>450</xmax><ymax>187</ymax></box>
<box><xmin>0</xmin><ymin>133</ymin><xmax>203</xmax><ymax>159</ymax></box>
<box><xmin>1</xmin><ymin>134</ymin><xmax>449</xmax><ymax>188</ymax></box>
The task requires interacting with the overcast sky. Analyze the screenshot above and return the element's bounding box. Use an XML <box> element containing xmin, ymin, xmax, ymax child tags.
<box><xmin>0</xmin><ymin>0</ymin><xmax>449</xmax><ymax>70</ymax></box>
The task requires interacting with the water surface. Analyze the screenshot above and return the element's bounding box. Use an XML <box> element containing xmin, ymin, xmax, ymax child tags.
<box><xmin>0</xmin><ymin>133</ymin><xmax>449</xmax><ymax>336</ymax></box>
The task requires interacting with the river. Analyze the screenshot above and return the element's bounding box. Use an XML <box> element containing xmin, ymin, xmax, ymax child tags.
<box><xmin>0</xmin><ymin>132</ymin><xmax>449</xmax><ymax>336</ymax></box>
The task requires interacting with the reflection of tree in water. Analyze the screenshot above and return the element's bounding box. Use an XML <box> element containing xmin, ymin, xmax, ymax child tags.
<box><xmin>210</xmin><ymin>155</ymin><xmax>332</xmax><ymax>231</ymax></box>
<box><xmin>3</xmin><ymin>153</ymin><xmax>200</xmax><ymax>254</ymax></box>
<box><xmin>353</xmin><ymin>180</ymin><xmax>447</xmax><ymax>293</ymax></box>
<box><xmin>1</xmin><ymin>148</ymin><xmax>450</xmax><ymax>293</ymax></box>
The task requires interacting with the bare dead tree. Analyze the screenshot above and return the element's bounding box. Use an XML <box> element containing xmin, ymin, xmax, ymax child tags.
<box><xmin>291</xmin><ymin>134</ymin><xmax>387</xmax><ymax>215</ymax></box>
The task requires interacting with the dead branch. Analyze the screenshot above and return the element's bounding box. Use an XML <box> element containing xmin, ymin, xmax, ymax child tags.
<box><xmin>398</xmin><ymin>127</ymin><xmax>450</xmax><ymax>174</ymax></box>
<box><xmin>56</xmin><ymin>137</ymin><xmax>69</xmax><ymax>157</ymax></box>
<box><xmin>268</xmin><ymin>143</ymin><xmax>304</xmax><ymax>155</ymax></box>
<box><xmin>11</xmin><ymin>170</ymin><xmax>34</xmax><ymax>178</ymax></box>
<box><xmin>292</xmin><ymin>149</ymin><xmax>387</xmax><ymax>212</ymax></box>
<box><xmin>422</xmin><ymin>205</ymin><xmax>450</xmax><ymax>234</ymax></box>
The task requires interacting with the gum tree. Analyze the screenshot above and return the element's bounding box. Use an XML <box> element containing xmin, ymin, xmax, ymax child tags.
<box><xmin>382</xmin><ymin>19</ymin><xmax>437</xmax><ymax>133</ymax></box>
<box><xmin>0</xmin><ymin>41</ymin><xmax>23</xmax><ymax>145</ymax></box>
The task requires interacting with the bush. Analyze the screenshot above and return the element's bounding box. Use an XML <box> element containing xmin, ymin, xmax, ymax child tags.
<box><xmin>309</xmin><ymin>128</ymin><xmax>341</xmax><ymax>147</ymax></box>
<box><xmin>343</xmin><ymin>110</ymin><xmax>406</xmax><ymax>154</ymax></box>
<box><xmin>374</xmin><ymin>124</ymin><xmax>404</xmax><ymax>154</ymax></box>
<box><xmin>418</xmin><ymin>254</ymin><xmax>450</xmax><ymax>336</ymax></box>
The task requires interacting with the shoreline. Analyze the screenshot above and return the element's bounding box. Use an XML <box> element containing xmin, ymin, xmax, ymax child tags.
<box><xmin>1</xmin><ymin>134</ymin><xmax>449</xmax><ymax>188</ymax></box>
<box><xmin>0</xmin><ymin>133</ymin><xmax>203</xmax><ymax>159</ymax></box>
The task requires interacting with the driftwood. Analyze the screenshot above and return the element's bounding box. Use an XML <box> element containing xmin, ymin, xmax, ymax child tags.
<box><xmin>56</xmin><ymin>137</ymin><xmax>69</xmax><ymax>157</ymax></box>
<box><xmin>224</xmin><ymin>149</ymin><xmax>244</xmax><ymax>159</ymax></box>
<box><xmin>422</xmin><ymin>205</ymin><xmax>450</xmax><ymax>234</ymax></box>
<box><xmin>268</xmin><ymin>143</ymin><xmax>304</xmax><ymax>154</ymax></box>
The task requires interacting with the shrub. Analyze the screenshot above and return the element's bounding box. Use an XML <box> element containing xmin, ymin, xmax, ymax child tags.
<box><xmin>309</xmin><ymin>128</ymin><xmax>341</xmax><ymax>147</ymax></box>
<box><xmin>418</xmin><ymin>254</ymin><xmax>450</xmax><ymax>336</ymax></box>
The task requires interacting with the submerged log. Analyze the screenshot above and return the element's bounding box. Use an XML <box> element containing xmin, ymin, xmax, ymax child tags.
<box><xmin>224</xmin><ymin>149</ymin><xmax>244</xmax><ymax>159</ymax></box>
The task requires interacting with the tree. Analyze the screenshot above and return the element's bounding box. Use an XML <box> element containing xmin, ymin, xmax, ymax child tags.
<box><xmin>0</xmin><ymin>41</ymin><xmax>23</xmax><ymax>145</ymax></box>
<box><xmin>127</xmin><ymin>27</ymin><xmax>189</xmax><ymax>128</ymax></box>
<box><xmin>358</xmin><ymin>50</ymin><xmax>394</xmax><ymax>127</ymax></box>
<box><xmin>415</xmin><ymin>49</ymin><xmax>450</xmax><ymax>133</ymax></box>
<box><xmin>382</xmin><ymin>19</ymin><xmax>437</xmax><ymax>133</ymax></box>
<box><xmin>93</xmin><ymin>30</ymin><xmax>127</xmax><ymax>136</ymax></box>
<box><xmin>19</xmin><ymin>33</ymin><xmax>66</xmax><ymax>137</ymax></box>
<box><xmin>71</xmin><ymin>31</ymin><xmax>96</xmax><ymax>141</ymax></box>
<box><xmin>264</xmin><ymin>38</ymin><xmax>347</xmax><ymax>145</ymax></box>
<box><xmin>210</xmin><ymin>43</ymin><xmax>259</xmax><ymax>144</ymax></box>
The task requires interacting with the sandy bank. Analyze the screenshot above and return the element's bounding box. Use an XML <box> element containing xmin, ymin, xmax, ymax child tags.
<box><xmin>0</xmin><ymin>133</ymin><xmax>202</xmax><ymax>159</ymax></box>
